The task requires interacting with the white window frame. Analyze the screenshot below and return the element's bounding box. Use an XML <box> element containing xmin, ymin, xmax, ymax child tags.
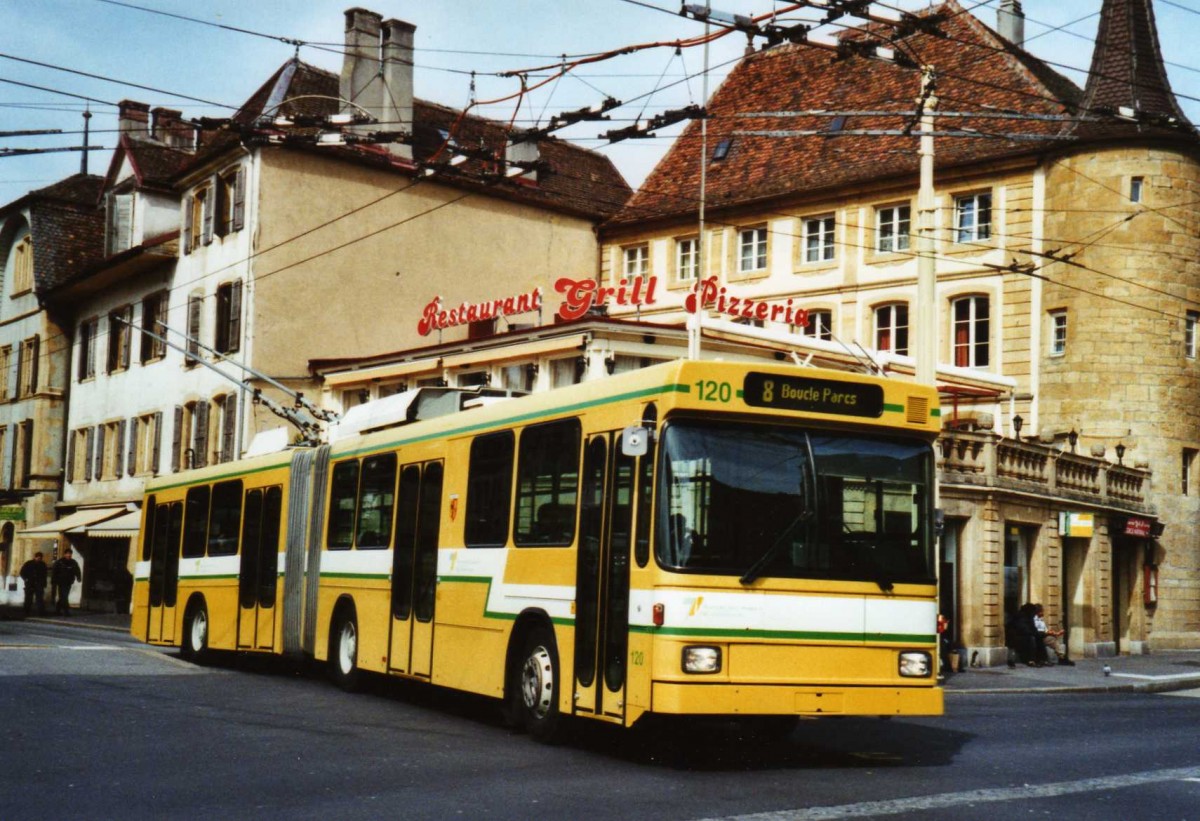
<box><xmin>1130</xmin><ymin>176</ymin><xmax>1144</xmax><ymax>204</ymax></box>
<box><xmin>876</xmin><ymin>205</ymin><xmax>911</xmax><ymax>253</ymax></box>
<box><xmin>874</xmin><ymin>303</ymin><xmax>909</xmax><ymax>355</ymax></box>
<box><xmin>738</xmin><ymin>225</ymin><xmax>768</xmax><ymax>273</ymax></box>
<box><xmin>954</xmin><ymin>192</ymin><xmax>992</xmax><ymax>243</ymax></box>
<box><xmin>802</xmin><ymin>215</ymin><xmax>835</xmax><ymax>263</ymax></box>
<box><xmin>622</xmin><ymin>245</ymin><xmax>649</xmax><ymax>278</ymax></box>
<box><xmin>801</xmin><ymin>310</ymin><xmax>833</xmax><ymax>341</ymax></box>
<box><xmin>952</xmin><ymin>295</ymin><xmax>990</xmax><ymax>369</ymax></box>
<box><xmin>1049</xmin><ymin>310</ymin><xmax>1067</xmax><ymax>356</ymax></box>
<box><xmin>675</xmin><ymin>236</ymin><xmax>699</xmax><ymax>281</ymax></box>
<box><xmin>1187</xmin><ymin>311</ymin><xmax>1199</xmax><ymax>360</ymax></box>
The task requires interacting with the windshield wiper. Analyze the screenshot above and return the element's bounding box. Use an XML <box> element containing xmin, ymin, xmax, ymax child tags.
<box><xmin>739</xmin><ymin>509</ymin><xmax>812</xmax><ymax>585</ymax></box>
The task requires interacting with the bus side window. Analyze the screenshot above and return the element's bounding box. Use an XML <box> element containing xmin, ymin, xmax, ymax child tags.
<box><xmin>465</xmin><ymin>431</ymin><xmax>515</xmax><ymax>548</ymax></box>
<box><xmin>182</xmin><ymin>486</ymin><xmax>210</xmax><ymax>559</ymax></box>
<box><xmin>514</xmin><ymin>419</ymin><xmax>581</xmax><ymax>547</ymax></box>
<box><xmin>327</xmin><ymin>460</ymin><xmax>359</xmax><ymax>550</ymax></box>
<box><xmin>208</xmin><ymin>480</ymin><xmax>243</xmax><ymax>556</ymax></box>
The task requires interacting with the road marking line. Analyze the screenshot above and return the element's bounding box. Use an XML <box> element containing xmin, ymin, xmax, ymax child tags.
<box><xmin>701</xmin><ymin>766</ymin><xmax>1200</xmax><ymax>821</ymax></box>
<box><xmin>1112</xmin><ymin>672</ymin><xmax>1200</xmax><ymax>681</ymax></box>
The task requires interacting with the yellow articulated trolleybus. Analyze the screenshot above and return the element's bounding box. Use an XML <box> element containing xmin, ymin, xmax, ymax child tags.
<box><xmin>133</xmin><ymin>360</ymin><xmax>943</xmax><ymax>740</ymax></box>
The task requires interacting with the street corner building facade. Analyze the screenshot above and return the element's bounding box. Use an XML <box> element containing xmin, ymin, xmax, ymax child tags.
<box><xmin>597</xmin><ymin>0</ymin><xmax>1200</xmax><ymax>663</ymax></box>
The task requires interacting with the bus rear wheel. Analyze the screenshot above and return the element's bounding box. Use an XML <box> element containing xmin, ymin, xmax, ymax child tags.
<box><xmin>513</xmin><ymin>626</ymin><xmax>563</xmax><ymax>743</ymax></box>
<box><xmin>181</xmin><ymin>602</ymin><xmax>209</xmax><ymax>665</ymax></box>
<box><xmin>330</xmin><ymin>612</ymin><xmax>363</xmax><ymax>692</ymax></box>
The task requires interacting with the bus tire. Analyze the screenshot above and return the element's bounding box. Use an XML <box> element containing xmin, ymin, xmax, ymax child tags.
<box><xmin>514</xmin><ymin>625</ymin><xmax>564</xmax><ymax>743</ymax></box>
<box><xmin>330</xmin><ymin>610</ymin><xmax>363</xmax><ymax>692</ymax></box>
<box><xmin>181</xmin><ymin>601</ymin><xmax>209</xmax><ymax>665</ymax></box>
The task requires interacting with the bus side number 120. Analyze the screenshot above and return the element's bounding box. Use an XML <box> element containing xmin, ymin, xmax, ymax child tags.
<box><xmin>694</xmin><ymin>380</ymin><xmax>732</xmax><ymax>403</ymax></box>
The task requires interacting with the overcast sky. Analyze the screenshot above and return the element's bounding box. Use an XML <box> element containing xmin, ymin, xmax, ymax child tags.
<box><xmin>2</xmin><ymin>0</ymin><xmax>1198</xmax><ymax>208</ymax></box>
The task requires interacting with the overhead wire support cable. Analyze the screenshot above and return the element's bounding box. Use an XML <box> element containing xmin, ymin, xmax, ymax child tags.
<box><xmin>601</xmin><ymin>104</ymin><xmax>705</xmax><ymax>143</ymax></box>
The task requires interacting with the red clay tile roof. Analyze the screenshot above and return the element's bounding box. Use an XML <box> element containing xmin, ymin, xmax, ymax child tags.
<box><xmin>607</xmin><ymin>0</ymin><xmax>1196</xmax><ymax>229</ymax></box>
<box><xmin>609</xmin><ymin>2</ymin><xmax>1090</xmax><ymax>227</ymax></box>
<box><xmin>221</xmin><ymin>59</ymin><xmax>630</xmax><ymax>219</ymax></box>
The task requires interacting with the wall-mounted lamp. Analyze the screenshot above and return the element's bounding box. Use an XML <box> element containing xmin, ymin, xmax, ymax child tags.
<box><xmin>1116</xmin><ymin>442</ymin><xmax>1126</xmax><ymax>465</ymax></box>
<box><xmin>1068</xmin><ymin>429</ymin><xmax>1078</xmax><ymax>453</ymax></box>
<box><xmin>358</xmin><ymin>389</ymin><xmax>370</xmax><ymax>405</ymax></box>
<box><xmin>1012</xmin><ymin>414</ymin><xmax>1023</xmax><ymax>441</ymax></box>
<box><xmin>574</xmin><ymin>356</ymin><xmax>588</xmax><ymax>383</ymax></box>
<box><xmin>605</xmin><ymin>353</ymin><xmax>618</xmax><ymax>375</ymax></box>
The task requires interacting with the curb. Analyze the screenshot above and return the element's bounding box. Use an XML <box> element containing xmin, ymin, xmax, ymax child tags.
<box><xmin>945</xmin><ymin>675</ymin><xmax>1200</xmax><ymax>696</ymax></box>
<box><xmin>22</xmin><ymin>615</ymin><xmax>131</xmax><ymax>634</ymax></box>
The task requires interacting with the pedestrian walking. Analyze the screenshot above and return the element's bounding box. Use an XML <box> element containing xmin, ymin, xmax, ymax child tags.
<box><xmin>51</xmin><ymin>548</ymin><xmax>82</xmax><ymax>616</ymax></box>
<box><xmin>19</xmin><ymin>551</ymin><xmax>48</xmax><ymax>616</ymax></box>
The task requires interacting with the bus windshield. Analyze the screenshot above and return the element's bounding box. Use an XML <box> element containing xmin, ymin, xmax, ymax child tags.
<box><xmin>657</xmin><ymin>419</ymin><xmax>934</xmax><ymax>585</ymax></box>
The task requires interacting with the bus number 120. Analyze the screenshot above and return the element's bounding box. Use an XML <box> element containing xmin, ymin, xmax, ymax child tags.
<box><xmin>695</xmin><ymin>380</ymin><xmax>732</xmax><ymax>403</ymax></box>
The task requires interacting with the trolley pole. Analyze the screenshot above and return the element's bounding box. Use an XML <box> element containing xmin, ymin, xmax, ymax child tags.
<box><xmin>915</xmin><ymin>66</ymin><xmax>938</xmax><ymax>386</ymax></box>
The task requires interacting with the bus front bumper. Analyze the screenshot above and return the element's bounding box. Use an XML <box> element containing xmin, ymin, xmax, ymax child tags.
<box><xmin>651</xmin><ymin>682</ymin><xmax>943</xmax><ymax>717</ymax></box>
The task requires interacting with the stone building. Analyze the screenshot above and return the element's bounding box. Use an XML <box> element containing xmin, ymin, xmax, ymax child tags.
<box><xmin>598</xmin><ymin>0</ymin><xmax>1195</xmax><ymax>661</ymax></box>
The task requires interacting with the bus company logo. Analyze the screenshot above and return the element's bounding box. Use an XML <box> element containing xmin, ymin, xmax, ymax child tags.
<box><xmin>687</xmin><ymin>596</ymin><xmax>704</xmax><ymax>617</ymax></box>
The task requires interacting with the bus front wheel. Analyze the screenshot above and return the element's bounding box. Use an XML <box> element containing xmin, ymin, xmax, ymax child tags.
<box><xmin>181</xmin><ymin>602</ymin><xmax>209</xmax><ymax>665</ymax></box>
<box><xmin>330</xmin><ymin>612</ymin><xmax>363</xmax><ymax>692</ymax></box>
<box><xmin>513</xmin><ymin>626</ymin><xmax>563</xmax><ymax>743</ymax></box>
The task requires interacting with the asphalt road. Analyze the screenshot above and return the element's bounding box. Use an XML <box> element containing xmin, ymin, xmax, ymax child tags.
<box><xmin>3</xmin><ymin>619</ymin><xmax>1198</xmax><ymax>821</ymax></box>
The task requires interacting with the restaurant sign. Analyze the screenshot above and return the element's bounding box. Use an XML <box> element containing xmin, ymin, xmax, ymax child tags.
<box><xmin>0</xmin><ymin>505</ymin><xmax>24</xmax><ymax>521</ymax></box>
<box><xmin>1123</xmin><ymin>517</ymin><xmax>1152</xmax><ymax>538</ymax></box>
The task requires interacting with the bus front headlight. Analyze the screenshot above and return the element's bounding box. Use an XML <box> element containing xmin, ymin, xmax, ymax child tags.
<box><xmin>682</xmin><ymin>645</ymin><xmax>722</xmax><ymax>674</ymax></box>
<box><xmin>898</xmin><ymin>651</ymin><xmax>932</xmax><ymax>678</ymax></box>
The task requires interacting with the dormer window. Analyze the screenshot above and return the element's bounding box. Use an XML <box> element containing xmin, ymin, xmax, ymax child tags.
<box><xmin>106</xmin><ymin>192</ymin><xmax>134</xmax><ymax>256</ymax></box>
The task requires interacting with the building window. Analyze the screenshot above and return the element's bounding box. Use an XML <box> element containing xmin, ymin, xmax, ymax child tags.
<box><xmin>67</xmin><ymin>428</ymin><xmax>89</xmax><ymax>483</ymax></box>
<box><xmin>1184</xmin><ymin>448</ymin><xmax>1198</xmax><ymax>495</ymax></box>
<box><xmin>954</xmin><ymin>192</ymin><xmax>992</xmax><ymax>243</ymax></box>
<box><xmin>185</xmin><ymin>292</ymin><xmax>203</xmax><ymax>367</ymax></box>
<box><xmin>803</xmin><ymin>310</ymin><xmax>833</xmax><ymax>341</ymax></box>
<box><xmin>107</xmin><ymin>305</ymin><xmax>133</xmax><ymax>373</ymax></box>
<box><xmin>1187</xmin><ymin>311</ymin><xmax>1199</xmax><ymax>360</ymax></box>
<box><xmin>214</xmin><ymin>281</ymin><xmax>242</xmax><ymax>355</ymax></box>
<box><xmin>106</xmin><ymin>192</ymin><xmax>134</xmax><ymax>256</ymax></box>
<box><xmin>1130</xmin><ymin>176</ymin><xmax>1144</xmax><ymax>203</ymax></box>
<box><xmin>1049</xmin><ymin>310</ymin><xmax>1067</xmax><ymax>356</ymax></box>
<box><xmin>215</xmin><ymin>166</ymin><xmax>245</xmax><ymax>237</ymax></box>
<box><xmin>130</xmin><ymin>412</ymin><xmax>163</xmax><ymax>476</ymax></box>
<box><xmin>952</xmin><ymin>296</ymin><xmax>990</xmax><ymax>368</ymax></box>
<box><xmin>140</xmin><ymin>291</ymin><xmax>167</xmax><ymax>363</ymax></box>
<box><xmin>876</xmin><ymin>204</ymin><xmax>911</xmax><ymax>253</ymax></box>
<box><xmin>501</xmin><ymin>363</ymin><xmax>535</xmax><ymax>393</ymax></box>
<box><xmin>172</xmin><ymin>400</ymin><xmax>208</xmax><ymax>472</ymax></box>
<box><xmin>803</xmin><ymin>216</ymin><xmax>835</xmax><ymax>263</ymax></box>
<box><xmin>16</xmin><ymin>336</ymin><xmax>38</xmax><ymax>398</ymax></box>
<box><xmin>10</xmin><ymin>235</ymin><xmax>33</xmax><ymax>295</ymax></box>
<box><xmin>738</xmin><ymin>226</ymin><xmax>768</xmax><ymax>273</ymax></box>
<box><xmin>97</xmin><ymin>420</ymin><xmax>126</xmax><ymax>480</ymax></box>
<box><xmin>550</xmin><ymin>358</ymin><xmax>579</xmax><ymax>388</ymax></box>
<box><xmin>675</xmin><ymin>237</ymin><xmax>699</xmax><ymax>281</ymax></box>
<box><xmin>77</xmin><ymin>318</ymin><xmax>98</xmax><ymax>381</ymax></box>
<box><xmin>215</xmin><ymin>393</ymin><xmax>238</xmax><ymax>464</ymax></box>
<box><xmin>184</xmin><ymin>186</ymin><xmax>212</xmax><ymax>254</ymax></box>
<box><xmin>623</xmin><ymin>245</ymin><xmax>648</xmax><ymax>278</ymax></box>
<box><xmin>875</xmin><ymin>303</ymin><xmax>909</xmax><ymax>355</ymax></box>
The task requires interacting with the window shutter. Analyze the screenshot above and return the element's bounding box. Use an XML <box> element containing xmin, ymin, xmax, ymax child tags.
<box><xmin>186</xmin><ymin>295</ymin><xmax>202</xmax><ymax>362</ymax></box>
<box><xmin>84</xmin><ymin>426</ymin><xmax>94</xmax><ymax>481</ymax></box>
<box><xmin>14</xmin><ymin>344</ymin><xmax>23</xmax><ymax>398</ymax></box>
<box><xmin>120</xmin><ymin>308</ymin><xmax>132</xmax><ymax>368</ymax></box>
<box><xmin>221</xmin><ymin>395</ymin><xmax>237</xmax><ymax>463</ymax></box>
<box><xmin>171</xmin><ymin>406</ymin><xmax>182</xmax><ymax>472</ymax></box>
<box><xmin>29</xmin><ymin>337</ymin><xmax>38</xmax><ymax>395</ymax></box>
<box><xmin>126</xmin><ymin>417</ymin><xmax>138</xmax><ymax>476</ymax></box>
<box><xmin>201</xmin><ymin>186</ymin><xmax>214</xmax><ymax>246</ymax></box>
<box><xmin>114</xmin><ymin>194</ymin><xmax>133</xmax><ymax>254</ymax></box>
<box><xmin>154</xmin><ymin>295</ymin><xmax>168</xmax><ymax>358</ymax></box>
<box><xmin>152</xmin><ymin>411</ymin><xmax>163</xmax><ymax>474</ymax></box>
<box><xmin>228</xmin><ymin>280</ymin><xmax>242</xmax><ymax>354</ymax></box>
<box><xmin>6</xmin><ymin>423</ymin><xmax>15</xmax><ymax>486</ymax></box>
<box><xmin>232</xmin><ymin>167</ymin><xmax>246</xmax><ymax>231</ymax></box>
<box><xmin>66</xmin><ymin>430</ymin><xmax>76</xmax><ymax>483</ymax></box>
<box><xmin>115</xmin><ymin>419</ymin><xmax>126</xmax><ymax>478</ymax></box>
<box><xmin>194</xmin><ymin>401</ymin><xmax>209</xmax><ymax>468</ymax></box>
<box><xmin>183</xmin><ymin>195</ymin><xmax>193</xmax><ymax>255</ymax></box>
<box><xmin>86</xmin><ymin>322</ymin><xmax>96</xmax><ymax>379</ymax></box>
<box><xmin>93</xmin><ymin>424</ymin><xmax>104</xmax><ymax>480</ymax></box>
<box><xmin>20</xmin><ymin>422</ymin><xmax>33</xmax><ymax>488</ymax></box>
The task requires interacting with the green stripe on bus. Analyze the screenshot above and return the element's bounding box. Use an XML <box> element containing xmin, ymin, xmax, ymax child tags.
<box><xmin>321</xmin><ymin>572</ymin><xmax>389</xmax><ymax>581</ymax></box>
<box><xmin>149</xmin><ymin>460</ymin><xmax>291</xmax><ymax>492</ymax></box>
<box><xmin>629</xmin><ymin>624</ymin><xmax>935</xmax><ymax>643</ymax></box>
<box><xmin>178</xmin><ymin>574</ymin><xmax>239</xmax><ymax>581</ymax></box>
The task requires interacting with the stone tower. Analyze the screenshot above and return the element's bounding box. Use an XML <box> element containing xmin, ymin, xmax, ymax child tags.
<box><xmin>1041</xmin><ymin>0</ymin><xmax>1200</xmax><ymax>648</ymax></box>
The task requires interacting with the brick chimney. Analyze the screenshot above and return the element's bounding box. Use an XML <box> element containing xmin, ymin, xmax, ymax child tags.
<box><xmin>997</xmin><ymin>0</ymin><xmax>1024</xmax><ymax>48</ymax></box>
<box><xmin>341</xmin><ymin>8</ymin><xmax>384</xmax><ymax>131</ymax></box>
<box><xmin>151</xmin><ymin>107</ymin><xmax>194</xmax><ymax>150</ymax></box>
<box><xmin>118</xmin><ymin>100</ymin><xmax>151</xmax><ymax>140</ymax></box>
<box><xmin>381</xmin><ymin>17</ymin><xmax>415</xmax><ymax>160</ymax></box>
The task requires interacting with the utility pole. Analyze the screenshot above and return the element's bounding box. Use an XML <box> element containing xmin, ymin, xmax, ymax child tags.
<box><xmin>80</xmin><ymin>108</ymin><xmax>92</xmax><ymax>175</ymax></box>
<box><xmin>689</xmin><ymin>3</ymin><xmax>712</xmax><ymax>362</ymax></box>
<box><xmin>915</xmin><ymin>66</ymin><xmax>938</xmax><ymax>386</ymax></box>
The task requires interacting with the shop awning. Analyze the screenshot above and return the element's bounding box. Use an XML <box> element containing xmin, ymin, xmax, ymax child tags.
<box><xmin>78</xmin><ymin>510</ymin><xmax>142</xmax><ymax>538</ymax></box>
<box><xmin>17</xmin><ymin>506</ymin><xmax>128</xmax><ymax>539</ymax></box>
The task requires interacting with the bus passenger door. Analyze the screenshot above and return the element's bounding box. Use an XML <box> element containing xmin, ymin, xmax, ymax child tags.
<box><xmin>237</xmin><ymin>487</ymin><xmax>283</xmax><ymax>650</ymax></box>
<box><xmin>147</xmin><ymin>502</ymin><xmax>182</xmax><ymax>644</ymax></box>
<box><xmin>389</xmin><ymin>462</ymin><xmax>443</xmax><ymax>678</ymax></box>
<box><xmin>574</xmin><ymin>434</ymin><xmax>634</xmax><ymax>722</ymax></box>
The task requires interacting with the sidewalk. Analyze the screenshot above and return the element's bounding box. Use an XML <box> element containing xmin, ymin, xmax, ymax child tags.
<box><xmin>942</xmin><ymin>650</ymin><xmax>1200</xmax><ymax>695</ymax></box>
<box><xmin>1</xmin><ymin>606</ymin><xmax>132</xmax><ymax>634</ymax></box>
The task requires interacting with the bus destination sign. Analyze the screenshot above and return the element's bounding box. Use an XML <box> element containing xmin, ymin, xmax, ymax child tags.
<box><xmin>742</xmin><ymin>372</ymin><xmax>884</xmax><ymax>418</ymax></box>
